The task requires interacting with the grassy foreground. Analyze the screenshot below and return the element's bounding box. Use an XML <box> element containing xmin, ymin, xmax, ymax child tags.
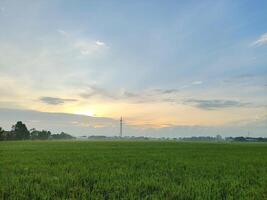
<box><xmin>0</xmin><ymin>141</ymin><xmax>267</xmax><ymax>199</ymax></box>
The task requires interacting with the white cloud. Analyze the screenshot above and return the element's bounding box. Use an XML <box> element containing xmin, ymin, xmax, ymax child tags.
<box><xmin>178</xmin><ymin>81</ymin><xmax>202</xmax><ymax>90</ymax></box>
<box><xmin>74</xmin><ymin>41</ymin><xmax>96</xmax><ymax>55</ymax></box>
<box><xmin>74</xmin><ymin>40</ymin><xmax>108</xmax><ymax>56</ymax></box>
<box><xmin>56</xmin><ymin>29</ymin><xmax>108</xmax><ymax>56</ymax></box>
<box><xmin>251</xmin><ymin>33</ymin><xmax>267</xmax><ymax>46</ymax></box>
<box><xmin>191</xmin><ymin>81</ymin><xmax>203</xmax><ymax>85</ymax></box>
<box><xmin>95</xmin><ymin>40</ymin><xmax>106</xmax><ymax>46</ymax></box>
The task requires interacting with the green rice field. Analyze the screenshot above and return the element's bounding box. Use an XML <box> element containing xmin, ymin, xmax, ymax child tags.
<box><xmin>0</xmin><ymin>141</ymin><xmax>267</xmax><ymax>199</ymax></box>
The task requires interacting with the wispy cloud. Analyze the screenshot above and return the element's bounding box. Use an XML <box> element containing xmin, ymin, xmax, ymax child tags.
<box><xmin>57</xmin><ymin>29</ymin><xmax>69</xmax><ymax>37</ymax></box>
<box><xmin>79</xmin><ymin>85</ymin><xmax>180</xmax><ymax>103</ymax></box>
<box><xmin>80</xmin><ymin>86</ymin><xmax>145</xmax><ymax>102</ymax></box>
<box><xmin>95</xmin><ymin>40</ymin><xmax>106</xmax><ymax>46</ymax></box>
<box><xmin>191</xmin><ymin>81</ymin><xmax>203</xmax><ymax>85</ymax></box>
<box><xmin>251</xmin><ymin>33</ymin><xmax>267</xmax><ymax>46</ymax></box>
<box><xmin>57</xmin><ymin>29</ymin><xmax>108</xmax><ymax>56</ymax></box>
<box><xmin>184</xmin><ymin>99</ymin><xmax>249</xmax><ymax>110</ymax></box>
<box><xmin>74</xmin><ymin>40</ymin><xmax>108</xmax><ymax>56</ymax></box>
<box><xmin>178</xmin><ymin>80</ymin><xmax>203</xmax><ymax>90</ymax></box>
<box><xmin>80</xmin><ymin>85</ymin><xmax>116</xmax><ymax>99</ymax></box>
<box><xmin>153</xmin><ymin>89</ymin><xmax>179</xmax><ymax>94</ymax></box>
<box><xmin>40</xmin><ymin>97</ymin><xmax>78</xmax><ymax>105</ymax></box>
<box><xmin>223</xmin><ymin>73</ymin><xmax>256</xmax><ymax>83</ymax></box>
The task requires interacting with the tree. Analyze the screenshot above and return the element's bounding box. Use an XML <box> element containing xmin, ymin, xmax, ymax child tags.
<box><xmin>0</xmin><ymin>122</ymin><xmax>76</xmax><ymax>141</ymax></box>
<box><xmin>51</xmin><ymin>132</ymin><xmax>75</xmax><ymax>140</ymax></box>
<box><xmin>30</xmin><ymin>128</ymin><xmax>38</xmax><ymax>140</ymax></box>
<box><xmin>5</xmin><ymin>131</ymin><xmax>15</xmax><ymax>140</ymax></box>
<box><xmin>12</xmin><ymin>121</ymin><xmax>30</xmax><ymax>140</ymax></box>
<box><xmin>38</xmin><ymin>130</ymin><xmax>51</xmax><ymax>140</ymax></box>
<box><xmin>30</xmin><ymin>129</ymin><xmax>51</xmax><ymax>140</ymax></box>
<box><xmin>0</xmin><ymin>127</ymin><xmax>5</xmax><ymax>141</ymax></box>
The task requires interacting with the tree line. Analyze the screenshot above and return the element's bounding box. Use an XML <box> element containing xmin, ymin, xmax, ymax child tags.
<box><xmin>0</xmin><ymin>121</ymin><xmax>75</xmax><ymax>141</ymax></box>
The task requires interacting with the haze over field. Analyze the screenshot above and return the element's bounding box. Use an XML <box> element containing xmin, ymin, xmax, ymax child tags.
<box><xmin>0</xmin><ymin>0</ymin><xmax>267</xmax><ymax>137</ymax></box>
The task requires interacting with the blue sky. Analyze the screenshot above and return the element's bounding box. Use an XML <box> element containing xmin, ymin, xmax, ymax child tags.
<box><xmin>0</xmin><ymin>0</ymin><xmax>266</xmax><ymax>137</ymax></box>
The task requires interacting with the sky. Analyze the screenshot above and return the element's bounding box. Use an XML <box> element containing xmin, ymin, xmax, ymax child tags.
<box><xmin>0</xmin><ymin>0</ymin><xmax>267</xmax><ymax>137</ymax></box>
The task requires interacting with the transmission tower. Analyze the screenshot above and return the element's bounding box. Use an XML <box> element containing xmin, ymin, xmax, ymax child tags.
<box><xmin>120</xmin><ymin>117</ymin><xmax>122</xmax><ymax>137</ymax></box>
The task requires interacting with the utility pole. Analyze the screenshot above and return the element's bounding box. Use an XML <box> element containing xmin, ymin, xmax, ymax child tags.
<box><xmin>120</xmin><ymin>117</ymin><xmax>122</xmax><ymax>137</ymax></box>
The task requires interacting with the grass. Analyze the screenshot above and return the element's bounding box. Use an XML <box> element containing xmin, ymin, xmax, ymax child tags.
<box><xmin>0</xmin><ymin>141</ymin><xmax>267</xmax><ymax>199</ymax></box>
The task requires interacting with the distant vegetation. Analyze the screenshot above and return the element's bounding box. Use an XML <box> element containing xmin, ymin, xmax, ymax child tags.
<box><xmin>225</xmin><ymin>136</ymin><xmax>267</xmax><ymax>142</ymax></box>
<box><xmin>181</xmin><ymin>136</ymin><xmax>267</xmax><ymax>142</ymax></box>
<box><xmin>86</xmin><ymin>135</ymin><xmax>267</xmax><ymax>142</ymax></box>
<box><xmin>0</xmin><ymin>121</ymin><xmax>75</xmax><ymax>141</ymax></box>
<box><xmin>1</xmin><ymin>121</ymin><xmax>266</xmax><ymax>142</ymax></box>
